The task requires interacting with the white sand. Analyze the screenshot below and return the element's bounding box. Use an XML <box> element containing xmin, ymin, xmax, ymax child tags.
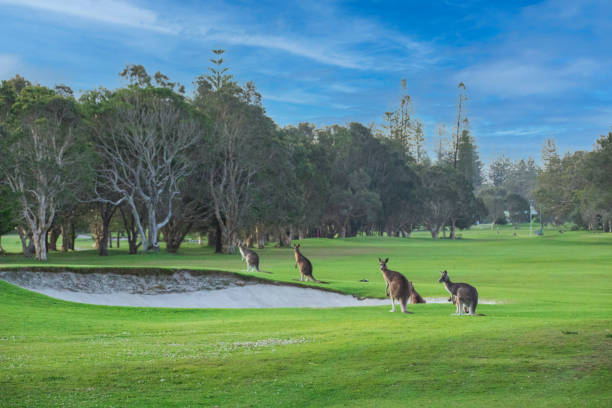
<box><xmin>0</xmin><ymin>271</ymin><xmax>496</xmax><ymax>309</ymax></box>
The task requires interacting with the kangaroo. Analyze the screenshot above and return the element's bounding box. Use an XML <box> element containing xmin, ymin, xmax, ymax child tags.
<box><xmin>448</xmin><ymin>294</ymin><xmax>469</xmax><ymax>314</ymax></box>
<box><xmin>408</xmin><ymin>281</ymin><xmax>426</xmax><ymax>304</ymax></box>
<box><xmin>237</xmin><ymin>241</ymin><xmax>267</xmax><ymax>273</ymax></box>
<box><xmin>438</xmin><ymin>270</ymin><xmax>482</xmax><ymax>316</ymax></box>
<box><xmin>294</xmin><ymin>244</ymin><xmax>319</xmax><ymax>282</ymax></box>
<box><xmin>378</xmin><ymin>258</ymin><xmax>412</xmax><ymax>313</ymax></box>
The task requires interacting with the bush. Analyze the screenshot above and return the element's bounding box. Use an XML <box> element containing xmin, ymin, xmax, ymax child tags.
<box><xmin>494</xmin><ymin>216</ymin><xmax>508</xmax><ymax>225</ymax></box>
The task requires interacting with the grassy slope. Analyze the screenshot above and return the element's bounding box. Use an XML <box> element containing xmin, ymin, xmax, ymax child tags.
<box><xmin>0</xmin><ymin>226</ymin><xmax>611</xmax><ymax>407</ymax></box>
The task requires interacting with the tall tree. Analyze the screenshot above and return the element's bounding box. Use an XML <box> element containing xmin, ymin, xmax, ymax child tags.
<box><xmin>194</xmin><ymin>50</ymin><xmax>274</xmax><ymax>253</ymax></box>
<box><xmin>452</xmin><ymin>82</ymin><xmax>469</xmax><ymax>168</ymax></box>
<box><xmin>1</xmin><ymin>82</ymin><xmax>85</xmax><ymax>260</ymax></box>
<box><xmin>91</xmin><ymin>75</ymin><xmax>201</xmax><ymax>252</ymax></box>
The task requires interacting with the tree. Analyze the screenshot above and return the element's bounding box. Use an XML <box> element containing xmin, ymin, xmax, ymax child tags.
<box><xmin>488</xmin><ymin>154</ymin><xmax>512</xmax><ymax>187</ymax></box>
<box><xmin>194</xmin><ymin>50</ymin><xmax>275</xmax><ymax>253</ymax></box>
<box><xmin>452</xmin><ymin>82</ymin><xmax>469</xmax><ymax>168</ymax></box>
<box><xmin>1</xmin><ymin>82</ymin><xmax>85</xmax><ymax>261</ymax></box>
<box><xmin>478</xmin><ymin>187</ymin><xmax>507</xmax><ymax>225</ymax></box>
<box><xmin>91</xmin><ymin>82</ymin><xmax>201</xmax><ymax>252</ymax></box>
<box><xmin>421</xmin><ymin>164</ymin><xmax>455</xmax><ymax>238</ymax></box>
<box><xmin>505</xmin><ymin>193</ymin><xmax>529</xmax><ymax>224</ymax></box>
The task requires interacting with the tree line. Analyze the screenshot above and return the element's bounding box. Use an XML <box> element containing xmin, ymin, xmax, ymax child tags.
<box><xmin>1</xmin><ymin>50</ymin><xmax>610</xmax><ymax>260</ymax></box>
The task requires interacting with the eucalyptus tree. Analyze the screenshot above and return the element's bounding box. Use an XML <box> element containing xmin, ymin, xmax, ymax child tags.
<box><xmin>90</xmin><ymin>72</ymin><xmax>202</xmax><ymax>252</ymax></box>
<box><xmin>0</xmin><ymin>80</ymin><xmax>86</xmax><ymax>260</ymax></box>
<box><xmin>193</xmin><ymin>49</ymin><xmax>275</xmax><ymax>253</ymax></box>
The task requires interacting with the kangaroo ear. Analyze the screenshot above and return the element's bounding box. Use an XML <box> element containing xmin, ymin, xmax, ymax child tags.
<box><xmin>384</xmin><ymin>258</ymin><xmax>389</xmax><ymax>263</ymax></box>
<box><xmin>378</xmin><ymin>258</ymin><xmax>382</xmax><ymax>262</ymax></box>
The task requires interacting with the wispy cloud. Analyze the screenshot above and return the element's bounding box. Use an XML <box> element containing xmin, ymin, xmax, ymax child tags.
<box><xmin>0</xmin><ymin>0</ymin><xmax>175</xmax><ymax>33</ymax></box>
<box><xmin>263</xmin><ymin>89</ymin><xmax>323</xmax><ymax>106</ymax></box>
<box><xmin>490</xmin><ymin>126</ymin><xmax>557</xmax><ymax>137</ymax></box>
<box><xmin>456</xmin><ymin>58</ymin><xmax>599</xmax><ymax>97</ymax></box>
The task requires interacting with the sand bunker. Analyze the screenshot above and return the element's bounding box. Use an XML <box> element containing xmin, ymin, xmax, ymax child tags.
<box><xmin>0</xmin><ymin>270</ymin><xmax>389</xmax><ymax>308</ymax></box>
<box><xmin>0</xmin><ymin>270</ymin><xmax>497</xmax><ymax>308</ymax></box>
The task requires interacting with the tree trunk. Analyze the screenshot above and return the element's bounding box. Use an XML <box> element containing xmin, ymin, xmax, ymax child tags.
<box><xmin>32</xmin><ymin>230</ymin><xmax>47</xmax><ymax>261</ymax></box>
<box><xmin>449</xmin><ymin>218</ymin><xmax>456</xmax><ymax>240</ymax></box>
<box><xmin>98</xmin><ymin>219</ymin><xmax>110</xmax><ymax>256</ymax></box>
<box><xmin>48</xmin><ymin>225</ymin><xmax>61</xmax><ymax>251</ymax></box>
<box><xmin>429</xmin><ymin>224</ymin><xmax>441</xmax><ymax>239</ymax></box>
<box><xmin>215</xmin><ymin>220</ymin><xmax>223</xmax><ymax>254</ymax></box>
<box><xmin>119</xmin><ymin>205</ymin><xmax>140</xmax><ymax>255</ymax></box>
<box><xmin>256</xmin><ymin>225</ymin><xmax>266</xmax><ymax>249</ymax></box>
<box><xmin>116</xmin><ymin>231</ymin><xmax>121</xmax><ymax>248</ymax></box>
<box><xmin>0</xmin><ymin>235</ymin><xmax>4</xmax><ymax>255</ymax></box>
<box><xmin>278</xmin><ymin>227</ymin><xmax>292</xmax><ymax>247</ymax></box>
<box><xmin>17</xmin><ymin>225</ymin><xmax>35</xmax><ymax>257</ymax></box>
<box><xmin>163</xmin><ymin>218</ymin><xmax>193</xmax><ymax>254</ymax></box>
<box><xmin>61</xmin><ymin>223</ymin><xmax>70</xmax><ymax>252</ymax></box>
<box><xmin>68</xmin><ymin>222</ymin><xmax>75</xmax><ymax>251</ymax></box>
<box><xmin>288</xmin><ymin>226</ymin><xmax>295</xmax><ymax>245</ymax></box>
<box><xmin>442</xmin><ymin>223</ymin><xmax>447</xmax><ymax>239</ymax></box>
<box><xmin>97</xmin><ymin>203</ymin><xmax>118</xmax><ymax>256</ymax></box>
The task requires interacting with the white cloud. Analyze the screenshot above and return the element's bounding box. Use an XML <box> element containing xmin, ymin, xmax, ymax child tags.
<box><xmin>0</xmin><ymin>0</ymin><xmax>175</xmax><ymax>33</ymax></box>
<box><xmin>490</xmin><ymin>126</ymin><xmax>555</xmax><ymax>137</ymax></box>
<box><xmin>456</xmin><ymin>58</ymin><xmax>599</xmax><ymax>97</ymax></box>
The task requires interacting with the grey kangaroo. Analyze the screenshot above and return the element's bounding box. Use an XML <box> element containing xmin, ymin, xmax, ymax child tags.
<box><xmin>237</xmin><ymin>241</ymin><xmax>268</xmax><ymax>273</ymax></box>
<box><xmin>438</xmin><ymin>270</ymin><xmax>482</xmax><ymax>316</ymax></box>
<box><xmin>378</xmin><ymin>258</ymin><xmax>414</xmax><ymax>313</ymax></box>
<box><xmin>294</xmin><ymin>244</ymin><xmax>319</xmax><ymax>282</ymax></box>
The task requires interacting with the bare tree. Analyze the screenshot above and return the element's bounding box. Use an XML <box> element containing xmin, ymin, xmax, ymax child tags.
<box><xmin>2</xmin><ymin>86</ymin><xmax>81</xmax><ymax>261</ymax></box>
<box><xmin>93</xmin><ymin>91</ymin><xmax>200</xmax><ymax>252</ymax></box>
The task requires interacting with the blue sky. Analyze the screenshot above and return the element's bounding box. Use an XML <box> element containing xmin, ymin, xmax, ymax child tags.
<box><xmin>1</xmin><ymin>0</ymin><xmax>611</xmax><ymax>163</ymax></box>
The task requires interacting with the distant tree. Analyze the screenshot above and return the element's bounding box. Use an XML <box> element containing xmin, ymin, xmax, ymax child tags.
<box><xmin>452</xmin><ymin>82</ymin><xmax>469</xmax><ymax>168</ymax></box>
<box><xmin>505</xmin><ymin>193</ymin><xmax>530</xmax><ymax>224</ymax></box>
<box><xmin>488</xmin><ymin>154</ymin><xmax>512</xmax><ymax>187</ymax></box>
<box><xmin>503</xmin><ymin>157</ymin><xmax>539</xmax><ymax>201</ymax></box>
<box><xmin>421</xmin><ymin>164</ymin><xmax>454</xmax><ymax>238</ymax></box>
<box><xmin>457</xmin><ymin>130</ymin><xmax>483</xmax><ymax>189</ymax></box>
<box><xmin>478</xmin><ymin>187</ymin><xmax>507</xmax><ymax>225</ymax></box>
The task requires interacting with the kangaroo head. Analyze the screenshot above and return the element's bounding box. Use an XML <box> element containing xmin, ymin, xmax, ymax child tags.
<box><xmin>294</xmin><ymin>244</ymin><xmax>301</xmax><ymax>250</ymax></box>
<box><xmin>438</xmin><ymin>270</ymin><xmax>449</xmax><ymax>283</ymax></box>
<box><xmin>378</xmin><ymin>257</ymin><xmax>389</xmax><ymax>270</ymax></box>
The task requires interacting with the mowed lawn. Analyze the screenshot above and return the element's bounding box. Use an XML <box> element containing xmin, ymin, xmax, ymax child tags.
<box><xmin>0</xmin><ymin>226</ymin><xmax>611</xmax><ymax>407</ymax></box>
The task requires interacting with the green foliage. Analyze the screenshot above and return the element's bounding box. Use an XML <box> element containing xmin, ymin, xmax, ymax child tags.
<box><xmin>0</xmin><ymin>186</ymin><xmax>17</xmax><ymax>236</ymax></box>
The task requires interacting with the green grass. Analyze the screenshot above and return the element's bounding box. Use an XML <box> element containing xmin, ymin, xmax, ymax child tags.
<box><xmin>1</xmin><ymin>225</ymin><xmax>611</xmax><ymax>407</ymax></box>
